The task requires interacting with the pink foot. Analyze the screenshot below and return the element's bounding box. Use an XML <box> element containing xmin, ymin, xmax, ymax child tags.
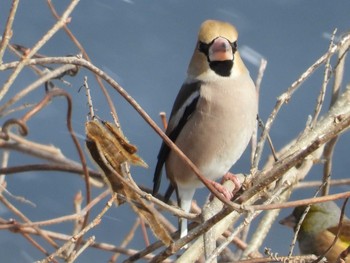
<box><xmin>222</xmin><ymin>172</ymin><xmax>242</xmax><ymax>196</ymax></box>
<box><xmin>209</xmin><ymin>180</ymin><xmax>233</xmax><ymax>200</ymax></box>
<box><xmin>209</xmin><ymin>172</ymin><xmax>243</xmax><ymax>201</ymax></box>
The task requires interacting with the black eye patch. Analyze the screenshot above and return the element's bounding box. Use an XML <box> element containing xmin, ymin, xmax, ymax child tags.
<box><xmin>198</xmin><ymin>38</ymin><xmax>237</xmax><ymax>57</ymax></box>
<box><xmin>231</xmin><ymin>41</ymin><xmax>237</xmax><ymax>53</ymax></box>
<box><xmin>198</xmin><ymin>41</ymin><xmax>212</xmax><ymax>56</ymax></box>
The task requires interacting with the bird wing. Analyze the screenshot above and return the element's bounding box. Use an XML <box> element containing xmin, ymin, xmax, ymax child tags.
<box><xmin>328</xmin><ymin>221</ymin><xmax>350</xmax><ymax>244</ymax></box>
<box><xmin>152</xmin><ymin>81</ymin><xmax>201</xmax><ymax>196</ymax></box>
<box><xmin>315</xmin><ymin>229</ymin><xmax>350</xmax><ymax>262</ymax></box>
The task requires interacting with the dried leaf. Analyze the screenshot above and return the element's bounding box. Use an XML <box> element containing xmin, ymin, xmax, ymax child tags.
<box><xmin>102</xmin><ymin>121</ymin><xmax>138</xmax><ymax>154</ymax></box>
<box><xmin>85</xmin><ymin>120</ymin><xmax>172</xmax><ymax>245</ymax></box>
<box><xmin>86</xmin><ymin>121</ymin><xmax>148</xmax><ymax>169</ymax></box>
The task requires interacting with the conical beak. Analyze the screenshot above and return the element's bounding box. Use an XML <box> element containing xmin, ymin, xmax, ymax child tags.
<box><xmin>279</xmin><ymin>213</ymin><xmax>298</xmax><ymax>229</ymax></box>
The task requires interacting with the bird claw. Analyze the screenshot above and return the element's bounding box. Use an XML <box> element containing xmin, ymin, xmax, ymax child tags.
<box><xmin>222</xmin><ymin>172</ymin><xmax>242</xmax><ymax>195</ymax></box>
<box><xmin>209</xmin><ymin>180</ymin><xmax>233</xmax><ymax>200</ymax></box>
<box><xmin>209</xmin><ymin>172</ymin><xmax>242</xmax><ymax>201</ymax></box>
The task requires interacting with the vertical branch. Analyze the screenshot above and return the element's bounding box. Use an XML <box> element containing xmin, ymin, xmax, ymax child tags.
<box><xmin>251</xmin><ymin>59</ymin><xmax>267</xmax><ymax>165</ymax></box>
<box><xmin>254</xmin><ymin>58</ymin><xmax>267</xmax><ymax>94</ymax></box>
<box><xmin>0</xmin><ymin>151</ymin><xmax>10</xmax><ymax>185</ymax></box>
<box><xmin>322</xmin><ymin>35</ymin><xmax>350</xmax><ymax>196</ymax></box>
<box><xmin>311</xmin><ymin>29</ymin><xmax>337</xmax><ymax>128</ymax></box>
<box><xmin>0</xmin><ymin>0</ymin><xmax>19</xmax><ymax>63</ymax></box>
<box><xmin>57</xmin><ymin>89</ymin><xmax>92</xmax><ymax>251</ymax></box>
<box><xmin>159</xmin><ymin>112</ymin><xmax>168</xmax><ymax>130</ymax></box>
<box><xmin>83</xmin><ymin>76</ymin><xmax>95</xmax><ymax>118</ymax></box>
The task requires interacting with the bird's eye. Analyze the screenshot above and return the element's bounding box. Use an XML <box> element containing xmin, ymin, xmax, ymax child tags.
<box><xmin>198</xmin><ymin>41</ymin><xmax>210</xmax><ymax>55</ymax></box>
<box><xmin>231</xmin><ymin>41</ymin><xmax>237</xmax><ymax>52</ymax></box>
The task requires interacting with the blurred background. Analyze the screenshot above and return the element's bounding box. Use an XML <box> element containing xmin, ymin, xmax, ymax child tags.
<box><xmin>0</xmin><ymin>0</ymin><xmax>349</xmax><ymax>262</ymax></box>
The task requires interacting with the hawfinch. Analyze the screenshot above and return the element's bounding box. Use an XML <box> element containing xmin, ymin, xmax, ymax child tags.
<box><xmin>153</xmin><ymin>20</ymin><xmax>258</xmax><ymax>239</ymax></box>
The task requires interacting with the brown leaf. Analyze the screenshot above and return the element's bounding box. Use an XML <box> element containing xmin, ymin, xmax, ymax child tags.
<box><xmin>85</xmin><ymin>120</ymin><xmax>172</xmax><ymax>245</ymax></box>
<box><xmin>86</xmin><ymin>121</ymin><xmax>148</xmax><ymax>169</ymax></box>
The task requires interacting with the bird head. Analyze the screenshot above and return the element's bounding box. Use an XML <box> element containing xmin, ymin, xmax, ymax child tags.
<box><xmin>187</xmin><ymin>20</ymin><xmax>247</xmax><ymax>79</ymax></box>
<box><xmin>280</xmin><ymin>202</ymin><xmax>343</xmax><ymax>236</ymax></box>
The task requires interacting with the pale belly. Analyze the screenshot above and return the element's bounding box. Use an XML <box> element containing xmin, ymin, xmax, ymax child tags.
<box><xmin>165</xmin><ymin>80</ymin><xmax>257</xmax><ymax>190</ymax></box>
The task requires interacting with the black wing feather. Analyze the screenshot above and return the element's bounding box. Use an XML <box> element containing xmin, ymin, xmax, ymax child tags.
<box><xmin>152</xmin><ymin>81</ymin><xmax>201</xmax><ymax>196</ymax></box>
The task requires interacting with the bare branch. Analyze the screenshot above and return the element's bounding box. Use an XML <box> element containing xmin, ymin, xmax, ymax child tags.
<box><xmin>0</xmin><ymin>0</ymin><xmax>19</xmax><ymax>63</ymax></box>
<box><xmin>0</xmin><ymin>0</ymin><xmax>80</xmax><ymax>101</ymax></box>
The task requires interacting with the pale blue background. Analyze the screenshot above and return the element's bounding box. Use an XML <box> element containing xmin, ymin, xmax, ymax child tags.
<box><xmin>0</xmin><ymin>1</ymin><xmax>349</xmax><ymax>262</ymax></box>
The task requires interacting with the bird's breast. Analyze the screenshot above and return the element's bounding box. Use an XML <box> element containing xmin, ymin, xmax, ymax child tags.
<box><xmin>166</xmin><ymin>76</ymin><xmax>257</xmax><ymax>188</ymax></box>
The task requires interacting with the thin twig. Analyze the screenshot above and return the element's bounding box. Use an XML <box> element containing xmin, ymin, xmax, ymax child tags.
<box><xmin>83</xmin><ymin>76</ymin><xmax>94</xmax><ymax>118</ymax></box>
<box><xmin>0</xmin><ymin>190</ymin><xmax>108</xmax><ymax>232</ymax></box>
<box><xmin>311</xmin><ymin>28</ymin><xmax>337</xmax><ymax>128</ymax></box>
<box><xmin>252</xmin><ymin>32</ymin><xmax>350</xmax><ymax>170</ymax></box>
<box><xmin>0</xmin><ymin>0</ymin><xmax>80</xmax><ymax>101</ymax></box>
<box><xmin>242</xmin><ymin>189</ymin><xmax>292</xmax><ymax>259</ymax></box>
<box><xmin>0</xmin><ymin>164</ymin><xmax>102</xmax><ymax>186</ymax></box>
<box><xmin>296</xmin><ymin>178</ymin><xmax>350</xmax><ymax>189</ymax></box>
<box><xmin>237</xmin><ymin>254</ymin><xmax>318</xmax><ymax>263</ymax></box>
<box><xmin>1</xmin><ymin>103</ymin><xmax>36</xmax><ymax>117</ymax></box>
<box><xmin>159</xmin><ymin>112</ymin><xmax>167</xmax><ymax>130</ymax></box>
<box><xmin>0</xmin><ymin>64</ymin><xmax>78</xmax><ymax>115</ymax></box>
<box><xmin>257</xmin><ymin>116</ymin><xmax>278</xmax><ymax>163</ymax></box>
<box><xmin>24</xmin><ymin>233</ymin><xmax>59</xmax><ymax>262</ymax></box>
<box><xmin>0</xmin><ymin>150</ymin><xmax>9</xmax><ymax>188</ymax></box>
<box><xmin>240</xmin><ymin>82</ymin><xmax>350</xmax><ymax>203</ymax></box>
<box><xmin>288</xmin><ymin>181</ymin><xmax>327</xmax><ymax>257</ymax></box>
<box><xmin>6</xmin><ymin>223</ymin><xmax>165</xmax><ymax>260</ymax></box>
<box><xmin>46</xmin><ymin>0</ymin><xmax>120</xmax><ymax>126</ymax></box>
<box><xmin>250</xmin><ymin>191</ymin><xmax>350</xmax><ymax>211</ymax></box>
<box><xmin>0</xmin><ymin>193</ymin><xmax>59</xmax><ymax>251</ymax></box>
<box><xmin>205</xmin><ymin>176</ymin><xmax>294</xmax><ymax>263</ymax></box>
<box><xmin>110</xmin><ymin>218</ymin><xmax>140</xmax><ymax>263</ymax></box>
<box><xmin>67</xmin><ymin>236</ymin><xmax>95</xmax><ymax>263</ymax></box>
<box><xmin>251</xmin><ymin>58</ymin><xmax>267</xmax><ymax>165</ymax></box>
<box><xmin>0</xmin><ymin>0</ymin><xmax>19</xmax><ymax>63</ymax></box>
<box><xmin>40</xmin><ymin>194</ymin><xmax>116</xmax><ymax>263</ymax></box>
<box><xmin>255</xmin><ymin>58</ymin><xmax>267</xmax><ymax>94</ymax></box>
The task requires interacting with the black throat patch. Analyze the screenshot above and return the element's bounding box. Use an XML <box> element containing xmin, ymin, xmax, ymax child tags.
<box><xmin>209</xmin><ymin>60</ymin><xmax>233</xmax><ymax>77</ymax></box>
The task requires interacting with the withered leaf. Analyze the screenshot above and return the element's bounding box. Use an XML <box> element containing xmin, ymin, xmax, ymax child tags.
<box><xmin>86</xmin><ymin>121</ymin><xmax>148</xmax><ymax>169</ymax></box>
<box><xmin>102</xmin><ymin>120</ymin><xmax>138</xmax><ymax>154</ymax></box>
<box><xmin>85</xmin><ymin>120</ymin><xmax>172</xmax><ymax>245</ymax></box>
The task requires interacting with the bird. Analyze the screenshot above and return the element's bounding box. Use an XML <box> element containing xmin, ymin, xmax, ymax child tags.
<box><xmin>153</xmin><ymin>19</ymin><xmax>258</xmax><ymax>239</ymax></box>
<box><xmin>280</xmin><ymin>201</ymin><xmax>350</xmax><ymax>262</ymax></box>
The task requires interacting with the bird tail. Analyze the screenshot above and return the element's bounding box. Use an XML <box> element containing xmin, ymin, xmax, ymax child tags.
<box><xmin>164</xmin><ymin>183</ymin><xmax>175</xmax><ymax>202</ymax></box>
<box><xmin>152</xmin><ymin>160</ymin><xmax>163</xmax><ymax>195</ymax></box>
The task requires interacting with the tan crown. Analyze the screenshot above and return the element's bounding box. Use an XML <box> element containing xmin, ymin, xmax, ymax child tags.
<box><xmin>198</xmin><ymin>20</ymin><xmax>238</xmax><ymax>44</ymax></box>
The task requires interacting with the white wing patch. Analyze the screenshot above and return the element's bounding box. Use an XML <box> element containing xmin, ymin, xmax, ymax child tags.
<box><xmin>167</xmin><ymin>89</ymin><xmax>200</xmax><ymax>133</ymax></box>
